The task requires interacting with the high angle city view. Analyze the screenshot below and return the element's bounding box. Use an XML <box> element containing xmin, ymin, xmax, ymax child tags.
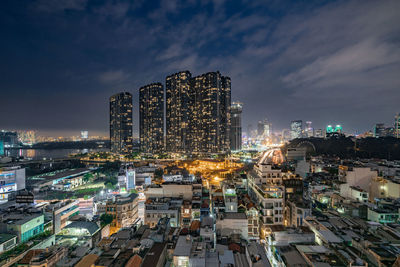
<box><xmin>1</xmin><ymin>0</ymin><xmax>400</xmax><ymax>267</ymax></box>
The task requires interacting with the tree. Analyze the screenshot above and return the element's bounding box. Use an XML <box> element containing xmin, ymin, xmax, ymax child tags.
<box><xmin>83</xmin><ymin>173</ymin><xmax>94</xmax><ymax>183</ymax></box>
<box><xmin>154</xmin><ymin>168</ymin><xmax>164</xmax><ymax>179</ymax></box>
<box><xmin>105</xmin><ymin>182</ymin><xmax>115</xmax><ymax>190</ymax></box>
<box><xmin>100</xmin><ymin>213</ymin><xmax>114</xmax><ymax>227</ymax></box>
<box><xmin>129</xmin><ymin>189</ymin><xmax>138</xmax><ymax>194</ymax></box>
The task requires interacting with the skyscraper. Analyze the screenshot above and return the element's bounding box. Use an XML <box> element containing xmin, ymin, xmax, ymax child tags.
<box><xmin>305</xmin><ymin>121</ymin><xmax>314</xmax><ymax>137</ymax></box>
<box><xmin>395</xmin><ymin>113</ymin><xmax>400</xmax><ymax>138</ymax></box>
<box><xmin>139</xmin><ymin>83</ymin><xmax>164</xmax><ymax>154</ymax></box>
<box><xmin>373</xmin><ymin>123</ymin><xmax>385</xmax><ymax>138</ymax></box>
<box><xmin>110</xmin><ymin>92</ymin><xmax>133</xmax><ymax>154</ymax></box>
<box><xmin>165</xmin><ymin>71</ymin><xmax>231</xmax><ymax>155</ymax></box>
<box><xmin>165</xmin><ymin>71</ymin><xmax>192</xmax><ymax>154</ymax></box>
<box><xmin>290</xmin><ymin>120</ymin><xmax>303</xmax><ymax>139</ymax></box>
<box><xmin>191</xmin><ymin>72</ymin><xmax>231</xmax><ymax>154</ymax></box>
<box><xmin>257</xmin><ymin>119</ymin><xmax>271</xmax><ymax>138</ymax></box>
<box><xmin>81</xmin><ymin>130</ymin><xmax>88</xmax><ymax>139</ymax></box>
<box><xmin>230</xmin><ymin>102</ymin><xmax>242</xmax><ymax>151</ymax></box>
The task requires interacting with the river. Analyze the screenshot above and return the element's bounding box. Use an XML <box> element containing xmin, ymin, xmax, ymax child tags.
<box><xmin>5</xmin><ymin>148</ymin><xmax>108</xmax><ymax>160</ymax></box>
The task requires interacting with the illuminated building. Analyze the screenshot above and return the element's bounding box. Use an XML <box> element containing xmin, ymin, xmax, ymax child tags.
<box><xmin>230</xmin><ymin>102</ymin><xmax>242</xmax><ymax>151</ymax></box>
<box><xmin>105</xmin><ymin>193</ymin><xmax>138</xmax><ymax>232</ymax></box>
<box><xmin>0</xmin><ymin>166</ymin><xmax>26</xmax><ymax>203</ymax></box>
<box><xmin>314</xmin><ymin>129</ymin><xmax>323</xmax><ymax>138</ymax></box>
<box><xmin>109</xmin><ymin>92</ymin><xmax>133</xmax><ymax>154</ymax></box>
<box><xmin>81</xmin><ymin>130</ymin><xmax>88</xmax><ymax>139</ymax></box>
<box><xmin>144</xmin><ymin>198</ymin><xmax>181</xmax><ymax>227</ymax></box>
<box><xmin>118</xmin><ymin>166</ymin><xmax>136</xmax><ymax>190</ymax></box>
<box><xmin>305</xmin><ymin>121</ymin><xmax>313</xmax><ymax>137</ymax></box>
<box><xmin>190</xmin><ymin>71</ymin><xmax>231</xmax><ymax>154</ymax></box>
<box><xmin>0</xmin><ymin>131</ymin><xmax>18</xmax><ymax>149</ymax></box>
<box><xmin>139</xmin><ymin>83</ymin><xmax>164</xmax><ymax>154</ymax></box>
<box><xmin>290</xmin><ymin>120</ymin><xmax>303</xmax><ymax>139</ymax></box>
<box><xmin>166</xmin><ymin>71</ymin><xmax>192</xmax><ymax>153</ymax></box>
<box><xmin>326</xmin><ymin>124</ymin><xmax>342</xmax><ymax>137</ymax></box>
<box><xmin>374</xmin><ymin>123</ymin><xmax>385</xmax><ymax>138</ymax></box>
<box><xmin>248</xmin><ymin>163</ymin><xmax>285</xmax><ymax>235</ymax></box>
<box><xmin>17</xmin><ymin>130</ymin><xmax>36</xmax><ymax>145</ymax></box>
<box><xmin>257</xmin><ymin>119</ymin><xmax>271</xmax><ymax>138</ymax></box>
<box><xmin>46</xmin><ymin>200</ymin><xmax>80</xmax><ymax>234</ymax></box>
<box><xmin>395</xmin><ymin>113</ymin><xmax>400</xmax><ymax>138</ymax></box>
<box><xmin>0</xmin><ymin>212</ymin><xmax>44</xmax><ymax>243</ymax></box>
<box><xmin>166</xmin><ymin>71</ymin><xmax>231</xmax><ymax>155</ymax></box>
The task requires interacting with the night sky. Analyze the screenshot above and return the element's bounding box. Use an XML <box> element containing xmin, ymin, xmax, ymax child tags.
<box><xmin>1</xmin><ymin>0</ymin><xmax>399</xmax><ymax>136</ymax></box>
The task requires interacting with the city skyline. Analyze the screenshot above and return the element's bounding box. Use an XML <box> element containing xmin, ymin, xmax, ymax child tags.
<box><xmin>0</xmin><ymin>0</ymin><xmax>399</xmax><ymax>135</ymax></box>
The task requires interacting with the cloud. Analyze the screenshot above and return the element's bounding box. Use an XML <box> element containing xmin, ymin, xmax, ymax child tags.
<box><xmin>2</xmin><ymin>0</ymin><xmax>400</xmax><ymax>134</ymax></box>
<box><xmin>34</xmin><ymin>0</ymin><xmax>87</xmax><ymax>12</ymax></box>
<box><xmin>98</xmin><ymin>70</ymin><xmax>130</xmax><ymax>84</ymax></box>
<box><xmin>282</xmin><ymin>39</ymin><xmax>400</xmax><ymax>87</ymax></box>
<box><xmin>94</xmin><ymin>1</ymin><xmax>130</xmax><ymax>19</ymax></box>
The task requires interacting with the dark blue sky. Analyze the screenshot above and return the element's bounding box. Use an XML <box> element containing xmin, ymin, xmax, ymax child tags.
<box><xmin>1</xmin><ymin>0</ymin><xmax>399</xmax><ymax>136</ymax></box>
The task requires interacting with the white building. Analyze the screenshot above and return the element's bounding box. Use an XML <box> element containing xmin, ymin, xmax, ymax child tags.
<box><xmin>216</xmin><ymin>212</ymin><xmax>248</xmax><ymax>241</ymax></box>
<box><xmin>339</xmin><ymin>166</ymin><xmax>377</xmax><ymax>192</ymax></box>
<box><xmin>248</xmin><ymin>161</ymin><xmax>286</xmax><ymax>236</ymax></box>
<box><xmin>0</xmin><ymin>166</ymin><xmax>25</xmax><ymax>203</ymax></box>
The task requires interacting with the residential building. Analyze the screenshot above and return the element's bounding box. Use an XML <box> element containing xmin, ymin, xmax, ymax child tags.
<box><xmin>139</xmin><ymin>83</ymin><xmax>164</xmax><ymax>155</ymax></box>
<box><xmin>144</xmin><ymin>183</ymin><xmax>195</xmax><ymax>200</ymax></box>
<box><xmin>144</xmin><ymin>198</ymin><xmax>181</xmax><ymax>227</ymax></box>
<box><xmin>110</xmin><ymin>92</ymin><xmax>133</xmax><ymax>154</ymax></box>
<box><xmin>165</xmin><ymin>71</ymin><xmax>192</xmax><ymax>154</ymax></box>
<box><xmin>395</xmin><ymin>113</ymin><xmax>400</xmax><ymax>138</ymax></box>
<box><xmin>370</xmin><ymin>176</ymin><xmax>400</xmax><ymax>201</ymax></box>
<box><xmin>285</xmin><ymin>199</ymin><xmax>311</xmax><ymax>227</ymax></box>
<box><xmin>166</xmin><ymin>70</ymin><xmax>231</xmax><ymax>155</ymax></box>
<box><xmin>339</xmin><ymin>165</ymin><xmax>378</xmax><ymax>192</ymax></box>
<box><xmin>105</xmin><ymin>193</ymin><xmax>139</xmax><ymax>231</ymax></box>
<box><xmin>248</xmin><ymin>161</ymin><xmax>286</xmax><ymax>237</ymax></box>
<box><xmin>216</xmin><ymin>212</ymin><xmax>248</xmax><ymax>241</ymax></box>
<box><xmin>18</xmin><ymin>246</ymin><xmax>67</xmax><ymax>267</ymax></box>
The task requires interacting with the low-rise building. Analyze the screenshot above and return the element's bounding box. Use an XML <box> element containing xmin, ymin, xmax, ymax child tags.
<box><xmin>0</xmin><ymin>210</ymin><xmax>44</xmax><ymax>243</ymax></box>
<box><xmin>144</xmin><ymin>198</ymin><xmax>181</xmax><ymax>227</ymax></box>
<box><xmin>216</xmin><ymin>212</ymin><xmax>248</xmax><ymax>241</ymax></box>
<box><xmin>44</xmin><ymin>200</ymin><xmax>80</xmax><ymax>234</ymax></box>
<box><xmin>18</xmin><ymin>246</ymin><xmax>67</xmax><ymax>267</ymax></box>
<box><xmin>105</xmin><ymin>193</ymin><xmax>139</xmax><ymax>231</ymax></box>
<box><xmin>0</xmin><ymin>233</ymin><xmax>17</xmax><ymax>253</ymax></box>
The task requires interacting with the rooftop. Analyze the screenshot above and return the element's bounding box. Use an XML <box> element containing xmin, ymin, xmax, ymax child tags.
<box><xmin>63</xmin><ymin>221</ymin><xmax>100</xmax><ymax>236</ymax></box>
<box><xmin>141</xmin><ymin>242</ymin><xmax>166</xmax><ymax>266</ymax></box>
<box><xmin>0</xmin><ymin>233</ymin><xmax>16</xmax><ymax>244</ymax></box>
<box><xmin>173</xmin><ymin>236</ymin><xmax>192</xmax><ymax>257</ymax></box>
<box><xmin>32</xmin><ymin>168</ymin><xmax>90</xmax><ymax>181</ymax></box>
